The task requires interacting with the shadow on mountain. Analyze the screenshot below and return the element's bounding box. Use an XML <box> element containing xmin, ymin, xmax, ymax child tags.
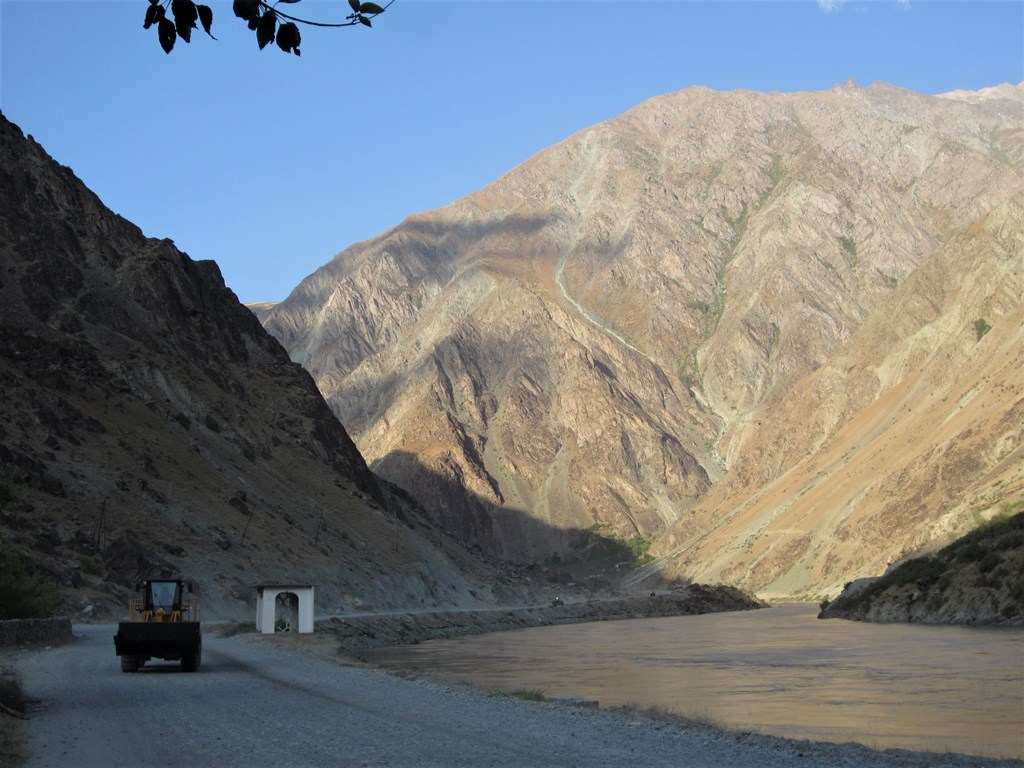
<box><xmin>375</xmin><ymin>450</ymin><xmax>688</xmax><ymax>588</ymax></box>
<box><xmin>397</xmin><ymin>212</ymin><xmax>553</xmax><ymax>246</ymax></box>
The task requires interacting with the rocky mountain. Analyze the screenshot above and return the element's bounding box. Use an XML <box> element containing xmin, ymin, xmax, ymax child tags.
<box><xmin>261</xmin><ymin>82</ymin><xmax>1023</xmax><ymax>598</ymax></box>
<box><xmin>0</xmin><ymin>112</ymin><xmax>528</xmax><ymax>621</ymax></box>
<box><xmin>818</xmin><ymin>506</ymin><xmax>1023</xmax><ymax>625</ymax></box>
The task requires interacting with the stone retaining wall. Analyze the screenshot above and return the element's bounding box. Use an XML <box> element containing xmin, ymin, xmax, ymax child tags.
<box><xmin>0</xmin><ymin>617</ymin><xmax>73</xmax><ymax>647</ymax></box>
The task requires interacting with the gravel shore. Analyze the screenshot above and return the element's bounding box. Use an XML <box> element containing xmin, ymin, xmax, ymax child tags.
<box><xmin>314</xmin><ymin>584</ymin><xmax>765</xmax><ymax>655</ymax></box>
<box><xmin>5</xmin><ymin>608</ymin><xmax>1021</xmax><ymax>768</ymax></box>
<box><xmin>247</xmin><ymin>629</ymin><xmax>1020</xmax><ymax>768</ymax></box>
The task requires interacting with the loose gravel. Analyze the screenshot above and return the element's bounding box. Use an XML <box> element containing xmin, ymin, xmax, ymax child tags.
<box><xmin>9</xmin><ymin>624</ymin><xmax>1019</xmax><ymax>768</ymax></box>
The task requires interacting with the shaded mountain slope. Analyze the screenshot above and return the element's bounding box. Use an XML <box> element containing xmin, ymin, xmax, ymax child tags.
<box><xmin>819</xmin><ymin>507</ymin><xmax>1024</xmax><ymax>625</ymax></box>
<box><xmin>0</xmin><ymin>112</ymin><xmax>522</xmax><ymax>620</ymax></box>
<box><xmin>261</xmin><ymin>83</ymin><xmax>1023</xmax><ymax>596</ymax></box>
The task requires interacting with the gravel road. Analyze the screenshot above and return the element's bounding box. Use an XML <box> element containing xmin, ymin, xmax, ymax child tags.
<box><xmin>10</xmin><ymin>625</ymin><xmax>1017</xmax><ymax>768</ymax></box>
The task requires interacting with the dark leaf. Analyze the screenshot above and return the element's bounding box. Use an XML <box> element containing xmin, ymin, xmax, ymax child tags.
<box><xmin>276</xmin><ymin>0</ymin><xmax>301</xmax><ymax>3</ymax></box>
<box><xmin>172</xmin><ymin>0</ymin><xmax>198</xmax><ymax>42</ymax></box>
<box><xmin>256</xmin><ymin>10</ymin><xmax>276</xmax><ymax>49</ymax></box>
<box><xmin>149</xmin><ymin>0</ymin><xmax>160</xmax><ymax>4</ymax></box>
<box><xmin>358</xmin><ymin>14</ymin><xmax>372</xmax><ymax>27</ymax></box>
<box><xmin>248</xmin><ymin>17</ymin><xmax>259</xmax><ymax>30</ymax></box>
<box><xmin>173</xmin><ymin>0</ymin><xmax>198</xmax><ymax>21</ymax></box>
<box><xmin>276</xmin><ymin>21</ymin><xmax>300</xmax><ymax>54</ymax></box>
<box><xmin>233</xmin><ymin>0</ymin><xmax>260</xmax><ymax>20</ymax></box>
<box><xmin>158</xmin><ymin>17</ymin><xmax>177</xmax><ymax>53</ymax></box>
<box><xmin>196</xmin><ymin>4</ymin><xmax>215</xmax><ymax>37</ymax></box>
<box><xmin>348</xmin><ymin>0</ymin><xmax>360</xmax><ymax>12</ymax></box>
<box><xmin>143</xmin><ymin>3</ymin><xmax>160</xmax><ymax>29</ymax></box>
<box><xmin>360</xmin><ymin>2</ymin><xmax>385</xmax><ymax>14</ymax></box>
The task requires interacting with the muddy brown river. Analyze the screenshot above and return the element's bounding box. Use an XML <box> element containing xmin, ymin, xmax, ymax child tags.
<box><xmin>367</xmin><ymin>603</ymin><xmax>1024</xmax><ymax>761</ymax></box>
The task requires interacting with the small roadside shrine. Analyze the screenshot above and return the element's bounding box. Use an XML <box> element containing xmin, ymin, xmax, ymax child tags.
<box><xmin>254</xmin><ymin>583</ymin><xmax>315</xmax><ymax>634</ymax></box>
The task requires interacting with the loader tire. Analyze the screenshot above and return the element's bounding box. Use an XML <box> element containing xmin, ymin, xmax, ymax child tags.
<box><xmin>181</xmin><ymin>650</ymin><xmax>200</xmax><ymax>672</ymax></box>
<box><xmin>120</xmin><ymin>655</ymin><xmax>140</xmax><ymax>673</ymax></box>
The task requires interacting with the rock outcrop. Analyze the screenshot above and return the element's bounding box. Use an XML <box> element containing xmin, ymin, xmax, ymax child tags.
<box><xmin>260</xmin><ymin>83</ymin><xmax>1023</xmax><ymax>597</ymax></box>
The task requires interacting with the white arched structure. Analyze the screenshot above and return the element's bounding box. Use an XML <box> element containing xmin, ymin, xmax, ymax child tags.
<box><xmin>255</xmin><ymin>584</ymin><xmax>314</xmax><ymax>634</ymax></box>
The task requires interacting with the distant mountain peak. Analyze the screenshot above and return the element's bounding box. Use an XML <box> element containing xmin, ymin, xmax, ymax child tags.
<box><xmin>259</xmin><ymin>83</ymin><xmax>1023</xmax><ymax>598</ymax></box>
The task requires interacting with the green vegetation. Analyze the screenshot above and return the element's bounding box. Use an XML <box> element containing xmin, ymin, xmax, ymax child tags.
<box><xmin>507</xmin><ymin>688</ymin><xmax>546</xmax><ymax>702</ymax></box>
<box><xmin>78</xmin><ymin>555</ymin><xmax>104</xmax><ymax>576</ymax></box>
<box><xmin>583</xmin><ymin>524</ymin><xmax>656</xmax><ymax>568</ymax></box>
<box><xmin>0</xmin><ymin>540</ymin><xmax>62</xmax><ymax>620</ymax></box>
<box><xmin>974</xmin><ymin>318</ymin><xmax>992</xmax><ymax>341</ymax></box>
<box><xmin>884</xmin><ymin>555</ymin><xmax>946</xmax><ymax>589</ymax></box>
<box><xmin>623</xmin><ymin>533</ymin><xmax>655</xmax><ymax>565</ymax></box>
<box><xmin>828</xmin><ymin>506</ymin><xmax>1024</xmax><ymax>617</ymax></box>
<box><xmin>837</xmin><ymin>235</ymin><xmax>858</xmax><ymax>266</ymax></box>
<box><xmin>722</xmin><ymin>201</ymin><xmax>750</xmax><ymax>246</ymax></box>
<box><xmin>676</xmin><ymin>348</ymin><xmax>701</xmax><ymax>391</ymax></box>
<box><xmin>767</xmin><ymin>153</ymin><xmax>784</xmax><ymax>188</ymax></box>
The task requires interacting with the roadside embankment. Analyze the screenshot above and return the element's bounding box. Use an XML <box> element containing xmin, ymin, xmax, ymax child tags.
<box><xmin>0</xmin><ymin>617</ymin><xmax>73</xmax><ymax>648</ymax></box>
<box><xmin>1</xmin><ymin>617</ymin><xmax>72</xmax><ymax>765</ymax></box>
<box><xmin>318</xmin><ymin>583</ymin><xmax>765</xmax><ymax>655</ymax></box>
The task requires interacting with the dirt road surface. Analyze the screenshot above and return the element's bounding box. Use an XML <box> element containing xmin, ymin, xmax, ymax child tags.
<box><xmin>9</xmin><ymin>625</ymin><xmax>1013</xmax><ymax>768</ymax></box>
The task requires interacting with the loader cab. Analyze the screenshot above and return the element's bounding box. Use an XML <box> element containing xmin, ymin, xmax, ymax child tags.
<box><xmin>146</xmin><ymin>580</ymin><xmax>181</xmax><ymax>613</ymax></box>
<box><xmin>136</xmin><ymin>579</ymin><xmax>194</xmax><ymax>623</ymax></box>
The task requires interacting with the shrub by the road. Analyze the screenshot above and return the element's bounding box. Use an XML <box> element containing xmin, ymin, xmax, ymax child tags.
<box><xmin>0</xmin><ymin>540</ymin><xmax>61</xmax><ymax>619</ymax></box>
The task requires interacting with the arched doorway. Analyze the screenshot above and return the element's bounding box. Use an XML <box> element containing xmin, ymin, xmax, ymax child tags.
<box><xmin>255</xmin><ymin>584</ymin><xmax>314</xmax><ymax>633</ymax></box>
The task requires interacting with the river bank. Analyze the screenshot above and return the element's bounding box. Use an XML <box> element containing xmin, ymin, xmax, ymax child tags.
<box><xmin>6</xmin><ymin>609</ymin><xmax>1020</xmax><ymax>767</ymax></box>
<box><xmin>244</xmin><ymin>608</ymin><xmax>1021</xmax><ymax>768</ymax></box>
<box><xmin>13</xmin><ymin>623</ymin><xmax>1019</xmax><ymax>768</ymax></box>
<box><xmin>311</xmin><ymin>583</ymin><xmax>766</xmax><ymax>656</ymax></box>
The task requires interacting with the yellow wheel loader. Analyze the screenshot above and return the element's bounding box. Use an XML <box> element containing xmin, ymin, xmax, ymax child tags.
<box><xmin>114</xmin><ymin>579</ymin><xmax>201</xmax><ymax>672</ymax></box>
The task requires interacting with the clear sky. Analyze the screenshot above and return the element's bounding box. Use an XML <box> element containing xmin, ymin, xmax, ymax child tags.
<box><xmin>1</xmin><ymin>1</ymin><xmax>1022</xmax><ymax>303</ymax></box>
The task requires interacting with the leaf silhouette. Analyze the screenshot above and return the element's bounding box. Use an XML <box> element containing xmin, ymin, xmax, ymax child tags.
<box><xmin>172</xmin><ymin>0</ymin><xmax>198</xmax><ymax>42</ymax></box>
<box><xmin>256</xmin><ymin>10</ymin><xmax>276</xmax><ymax>49</ymax></box>
<box><xmin>232</xmin><ymin>0</ymin><xmax>260</xmax><ymax>21</ymax></box>
<box><xmin>276</xmin><ymin>21</ymin><xmax>301</xmax><ymax>54</ymax></box>
<box><xmin>143</xmin><ymin>3</ymin><xmax>161</xmax><ymax>29</ymax></box>
<box><xmin>158</xmin><ymin>16</ymin><xmax>177</xmax><ymax>52</ymax></box>
<box><xmin>197</xmin><ymin>4</ymin><xmax>215</xmax><ymax>38</ymax></box>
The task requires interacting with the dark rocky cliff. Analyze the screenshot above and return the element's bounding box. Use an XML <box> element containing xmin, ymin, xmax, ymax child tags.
<box><xmin>0</xmin><ymin>113</ymin><xmax>517</xmax><ymax>620</ymax></box>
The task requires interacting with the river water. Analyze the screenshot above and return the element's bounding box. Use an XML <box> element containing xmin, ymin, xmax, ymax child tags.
<box><xmin>368</xmin><ymin>604</ymin><xmax>1024</xmax><ymax>760</ymax></box>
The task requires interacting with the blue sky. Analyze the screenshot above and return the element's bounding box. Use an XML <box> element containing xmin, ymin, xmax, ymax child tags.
<box><xmin>2</xmin><ymin>1</ymin><xmax>1022</xmax><ymax>303</ymax></box>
